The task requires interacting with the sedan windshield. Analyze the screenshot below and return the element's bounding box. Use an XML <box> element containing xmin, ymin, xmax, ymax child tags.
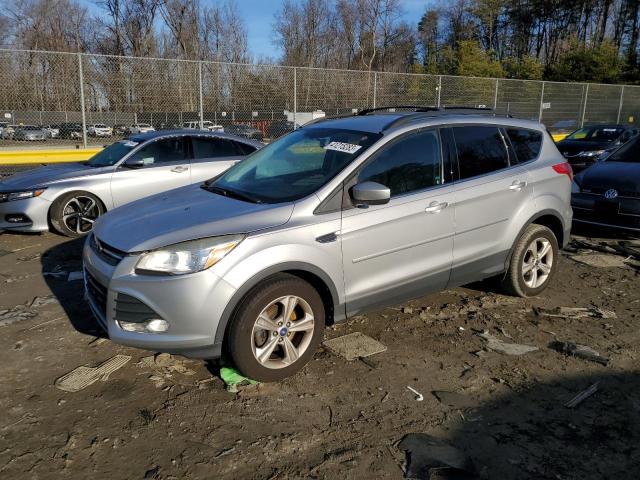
<box><xmin>567</xmin><ymin>126</ymin><xmax>624</xmax><ymax>142</ymax></box>
<box><xmin>607</xmin><ymin>137</ymin><xmax>639</xmax><ymax>163</ymax></box>
<box><xmin>86</xmin><ymin>140</ymin><xmax>138</xmax><ymax>167</ymax></box>
<box><xmin>210</xmin><ymin>127</ymin><xmax>381</xmax><ymax>203</ymax></box>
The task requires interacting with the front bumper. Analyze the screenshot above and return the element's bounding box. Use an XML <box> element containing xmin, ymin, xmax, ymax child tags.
<box><xmin>82</xmin><ymin>237</ymin><xmax>236</xmax><ymax>358</ymax></box>
<box><xmin>0</xmin><ymin>195</ymin><xmax>52</xmax><ymax>232</ymax></box>
<box><xmin>571</xmin><ymin>191</ymin><xmax>640</xmax><ymax>232</ymax></box>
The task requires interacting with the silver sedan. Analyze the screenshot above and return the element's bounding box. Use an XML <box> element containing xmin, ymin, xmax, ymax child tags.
<box><xmin>0</xmin><ymin>130</ymin><xmax>262</xmax><ymax>236</ymax></box>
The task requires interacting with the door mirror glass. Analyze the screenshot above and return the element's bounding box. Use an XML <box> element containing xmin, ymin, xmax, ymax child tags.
<box><xmin>124</xmin><ymin>157</ymin><xmax>145</xmax><ymax>169</ymax></box>
<box><xmin>351</xmin><ymin>181</ymin><xmax>390</xmax><ymax>205</ymax></box>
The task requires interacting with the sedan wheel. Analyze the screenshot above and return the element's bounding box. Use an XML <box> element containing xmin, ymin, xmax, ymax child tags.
<box><xmin>51</xmin><ymin>192</ymin><xmax>104</xmax><ymax>237</ymax></box>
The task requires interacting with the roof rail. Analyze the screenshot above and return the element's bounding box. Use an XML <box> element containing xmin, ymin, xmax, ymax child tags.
<box><xmin>381</xmin><ymin>107</ymin><xmax>512</xmax><ymax>131</ymax></box>
<box><xmin>357</xmin><ymin>105</ymin><xmax>439</xmax><ymax>115</ymax></box>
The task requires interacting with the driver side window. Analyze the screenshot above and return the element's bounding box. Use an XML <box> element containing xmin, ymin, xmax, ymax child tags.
<box><xmin>357</xmin><ymin>129</ymin><xmax>442</xmax><ymax>197</ymax></box>
<box><xmin>128</xmin><ymin>138</ymin><xmax>188</xmax><ymax>166</ymax></box>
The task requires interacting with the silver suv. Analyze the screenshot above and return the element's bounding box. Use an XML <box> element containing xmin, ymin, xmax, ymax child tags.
<box><xmin>83</xmin><ymin>108</ymin><xmax>573</xmax><ymax>382</ymax></box>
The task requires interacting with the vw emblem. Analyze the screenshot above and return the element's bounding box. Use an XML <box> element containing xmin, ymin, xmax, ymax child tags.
<box><xmin>604</xmin><ymin>189</ymin><xmax>618</xmax><ymax>200</ymax></box>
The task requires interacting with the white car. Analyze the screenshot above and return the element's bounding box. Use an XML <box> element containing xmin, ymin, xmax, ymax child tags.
<box><xmin>129</xmin><ymin>124</ymin><xmax>155</xmax><ymax>134</ymax></box>
<box><xmin>88</xmin><ymin>124</ymin><xmax>113</xmax><ymax>137</ymax></box>
<box><xmin>43</xmin><ymin>126</ymin><xmax>60</xmax><ymax>138</ymax></box>
<box><xmin>183</xmin><ymin>121</ymin><xmax>224</xmax><ymax>132</ymax></box>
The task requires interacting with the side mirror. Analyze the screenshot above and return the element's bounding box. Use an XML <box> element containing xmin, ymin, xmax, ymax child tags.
<box><xmin>351</xmin><ymin>181</ymin><xmax>390</xmax><ymax>206</ymax></box>
<box><xmin>124</xmin><ymin>157</ymin><xmax>145</xmax><ymax>169</ymax></box>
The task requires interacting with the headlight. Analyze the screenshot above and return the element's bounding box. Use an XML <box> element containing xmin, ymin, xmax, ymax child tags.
<box><xmin>0</xmin><ymin>188</ymin><xmax>46</xmax><ymax>203</ymax></box>
<box><xmin>578</xmin><ymin>150</ymin><xmax>605</xmax><ymax>157</ymax></box>
<box><xmin>135</xmin><ymin>235</ymin><xmax>244</xmax><ymax>275</ymax></box>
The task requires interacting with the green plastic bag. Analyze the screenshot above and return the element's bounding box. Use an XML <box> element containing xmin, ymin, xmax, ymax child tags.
<box><xmin>219</xmin><ymin>361</ymin><xmax>258</xmax><ymax>393</ymax></box>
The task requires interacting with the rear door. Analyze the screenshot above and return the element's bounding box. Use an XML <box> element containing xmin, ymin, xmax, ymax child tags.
<box><xmin>189</xmin><ymin>136</ymin><xmax>255</xmax><ymax>183</ymax></box>
<box><xmin>340</xmin><ymin>128</ymin><xmax>455</xmax><ymax>315</ymax></box>
<box><xmin>447</xmin><ymin>125</ymin><xmax>534</xmax><ymax>285</ymax></box>
<box><xmin>110</xmin><ymin>136</ymin><xmax>192</xmax><ymax>207</ymax></box>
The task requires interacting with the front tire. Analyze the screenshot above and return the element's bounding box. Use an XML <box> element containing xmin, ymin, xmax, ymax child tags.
<box><xmin>50</xmin><ymin>191</ymin><xmax>105</xmax><ymax>237</ymax></box>
<box><xmin>227</xmin><ymin>274</ymin><xmax>325</xmax><ymax>382</ymax></box>
<box><xmin>502</xmin><ymin>224</ymin><xmax>559</xmax><ymax>297</ymax></box>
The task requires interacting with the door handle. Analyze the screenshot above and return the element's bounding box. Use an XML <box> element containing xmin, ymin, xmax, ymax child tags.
<box><xmin>509</xmin><ymin>180</ymin><xmax>527</xmax><ymax>191</ymax></box>
<box><xmin>425</xmin><ymin>201</ymin><xmax>448</xmax><ymax>213</ymax></box>
<box><xmin>171</xmin><ymin>166</ymin><xmax>188</xmax><ymax>173</ymax></box>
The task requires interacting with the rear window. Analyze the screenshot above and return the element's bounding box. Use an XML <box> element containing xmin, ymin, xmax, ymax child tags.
<box><xmin>608</xmin><ymin>137</ymin><xmax>639</xmax><ymax>163</ymax></box>
<box><xmin>453</xmin><ymin>126</ymin><xmax>509</xmax><ymax>180</ymax></box>
<box><xmin>192</xmin><ymin>137</ymin><xmax>239</xmax><ymax>158</ymax></box>
<box><xmin>506</xmin><ymin>128</ymin><xmax>542</xmax><ymax>163</ymax></box>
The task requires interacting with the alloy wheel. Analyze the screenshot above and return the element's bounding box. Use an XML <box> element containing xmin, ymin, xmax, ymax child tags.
<box><xmin>522</xmin><ymin>237</ymin><xmax>554</xmax><ymax>288</ymax></box>
<box><xmin>251</xmin><ymin>295</ymin><xmax>315</xmax><ymax>369</ymax></box>
<box><xmin>62</xmin><ymin>196</ymin><xmax>100</xmax><ymax>234</ymax></box>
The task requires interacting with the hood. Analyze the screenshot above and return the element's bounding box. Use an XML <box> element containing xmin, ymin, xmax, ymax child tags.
<box><xmin>0</xmin><ymin>163</ymin><xmax>111</xmax><ymax>191</ymax></box>
<box><xmin>576</xmin><ymin>161</ymin><xmax>640</xmax><ymax>193</ymax></box>
<box><xmin>92</xmin><ymin>184</ymin><xmax>294</xmax><ymax>252</ymax></box>
<box><xmin>557</xmin><ymin>138</ymin><xmax>617</xmax><ymax>157</ymax></box>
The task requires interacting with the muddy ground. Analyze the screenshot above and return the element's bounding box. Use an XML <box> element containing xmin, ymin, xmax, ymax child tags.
<box><xmin>0</xmin><ymin>228</ymin><xmax>639</xmax><ymax>480</ymax></box>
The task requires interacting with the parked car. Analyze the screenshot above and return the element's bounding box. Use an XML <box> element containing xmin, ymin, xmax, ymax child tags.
<box><xmin>129</xmin><ymin>124</ymin><xmax>155</xmax><ymax>134</ymax></box>
<box><xmin>59</xmin><ymin>123</ymin><xmax>84</xmax><ymax>139</ymax></box>
<box><xmin>42</xmin><ymin>125</ymin><xmax>60</xmax><ymax>138</ymax></box>
<box><xmin>0</xmin><ymin>130</ymin><xmax>262</xmax><ymax>236</ymax></box>
<box><xmin>548</xmin><ymin>120</ymin><xmax>578</xmax><ymax>141</ymax></box>
<box><xmin>224</xmin><ymin>123</ymin><xmax>264</xmax><ymax>141</ymax></box>
<box><xmin>13</xmin><ymin>125</ymin><xmax>47</xmax><ymax>141</ymax></box>
<box><xmin>88</xmin><ymin>124</ymin><xmax>113</xmax><ymax>137</ymax></box>
<box><xmin>0</xmin><ymin>122</ymin><xmax>7</xmax><ymax>137</ymax></box>
<box><xmin>556</xmin><ymin>124</ymin><xmax>638</xmax><ymax>172</ymax></box>
<box><xmin>1</xmin><ymin>124</ymin><xmax>18</xmax><ymax>139</ymax></box>
<box><xmin>113</xmin><ymin>124</ymin><xmax>130</xmax><ymax>136</ymax></box>
<box><xmin>83</xmin><ymin>108</ymin><xmax>572</xmax><ymax>382</ymax></box>
<box><xmin>183</xmin><ymin>121</ymin><xmax>224</xmax><ymax>132</ymax></box>
<box><xmin>572</xmin><ymin>134</ymin><xmax>640</xmax><ymax>232</ymax></box>
<box><xmin>267</xmin><ymin>120</ymin><xmax>297</xmax><ymax>139</ymax></box>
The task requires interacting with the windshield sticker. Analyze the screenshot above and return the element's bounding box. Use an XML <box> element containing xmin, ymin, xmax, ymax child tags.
<box><xmin>122</xmin><ymin>141</ymin><xmax>138</xmax><ymax>147</ymax></box>
<box><xmin>603</xmin><ymin>129</ymin><xmax>619</xmax><ymax>132</ymax></box>
<box><xmin>324</xmin><ymin>141</ymin><xmax>362</xmax><ymax>154</ymax></box>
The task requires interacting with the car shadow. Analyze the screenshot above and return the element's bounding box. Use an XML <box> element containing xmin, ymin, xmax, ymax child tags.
<box><xmin>41</xmin><ymin>236</ymin><xmax>107</xmax><ymax>338</ymax></box>
<box><xmin>422</xmin><ymin>371</ymin><xmax>640</xmax><ymax>479</ymax></box>
<box><xmin>572</xmin><ymin>223</ymin><xmax>640</xmax><ymax>240</ymax></box>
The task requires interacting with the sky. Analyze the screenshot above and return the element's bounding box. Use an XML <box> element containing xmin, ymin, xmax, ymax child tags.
<box><xmin>80</xmin><ymin>0</ymin><xmax>430</xmax><ymax>60</ymax></box>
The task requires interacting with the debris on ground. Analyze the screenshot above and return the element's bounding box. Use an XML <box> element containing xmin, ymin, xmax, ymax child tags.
<box><xmin>477</xmin><ymin>331</ymin><xmax>538</xmax><ymax>355</ymax></box>
<box><xmin>399</xmin><ymin>433</ymin><xmax>477</xmax><ymax>480</ymax></box>
<box><xmin>43</xmin><ymin>266</ymin><xmax>68</xmax><ymax>279</ymax></box>
<box><xmin>0</xmin><ymin>304</ymin><xmax>37</xmax><ymax>327</ymax></box>
<box><xmin>569</xmin><ymin>253</ymin><xmax>636</xmax><ymax>269</ymax></box>
<box><xmin>565</xmin><ymin>382</ymin><xmax>599</xmax><ymax>408</ymax></box>
<box><xmin>323</xmin><ymin>332</ymin><xmax>387</xmax><ymax>361</ymax></box>
<box><xmin>536</xmin><ymin>306</ymin><xmax>617</xmax><ymax>320</ymax></box>
<box><xmin>407</xmin><ymin>386</ymin><xmax>424</xmax><ymax>402</ymax></box>
<box><xmin>55</xmin><ymin>355</ymin><xmax>131</xmax><ymax>392</ymax></box>
<box><xmin>30</xmin><ymin>295</ymin><xmax>59</xmax><ymax>308</ymax></box>
<box><xmin>137</xmin><ymin>353</ymin><xmax>197</xmax><ymax>388</ymax></box>
<box><xmin>220</xmin><ymin>365</ymin><xmax>258</xmax><ymax>393</ymax></box>
<box><xmin>432</xmin><ymin>390</ymin><xmax>476</xmax><ymax>409</ymax></box>
<box><xmin>549</xmin><ymin>341</ymin><xmax>609</xmax><ymax>366</ymax></box>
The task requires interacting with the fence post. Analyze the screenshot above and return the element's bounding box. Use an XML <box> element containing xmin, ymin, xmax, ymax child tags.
<box><xmin>493</xmin><ymin>78</ymin><xmax>499</xmax><ymax>110</ymax></box>
<box><xmin>437</xmin><ymin>75</ymin><xmax>442</xmax><ymax>107</ymax></box>
<box><xmin>198</xmin><ymin>61</ymin><xmax>204</xmax><ymax>129</ymax></box>
<box><xmin>617</xmin><ymin>86</ymin><xmax>625</xmax><ymax>124</ymax></box>
<box><xmin>77</xmin><ymin>53</ymin><xmax>88</xmax><ymax>148</ymax></box>
<box><xmin>293</xmin><ymin>67</ymin><xmax>297</xmax><ymax>129</ymax></box>
<box><xmin>538</xmin><ymin>81</ymin><xmax>545</xmax><ymax>123</ymax></box>
<box><xmin>580</xmin><ymin>83</ymin><xmax>589</xmax><ymax>128</ymax></box>
<box><xmin>373</xmin><ymin>71</ymin><xmax>377</xmax><ymax>109</ymax></box>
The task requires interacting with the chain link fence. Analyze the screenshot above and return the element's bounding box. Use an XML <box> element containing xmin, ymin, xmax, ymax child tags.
<box><xmin>0</xmin><ymin>47</ymin><xmax>638</xmax><ymax>149</ymax></box>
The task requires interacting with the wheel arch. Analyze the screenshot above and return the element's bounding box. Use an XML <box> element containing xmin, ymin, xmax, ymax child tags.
<box><xmin>213</xmin><ymin>262</ymin><xmax>343</xmax><ymax>348</ymax></box>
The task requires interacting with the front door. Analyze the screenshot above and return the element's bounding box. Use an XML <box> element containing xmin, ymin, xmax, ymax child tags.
<box><xmin>110</xmin><ymin>136</ymin><xmax>192</xmax><ymax>208</ymax></box>
<box><xmin>340</xmin><ymin>128</ymin><xmax>455</xmax><ymax>316</ymax></box>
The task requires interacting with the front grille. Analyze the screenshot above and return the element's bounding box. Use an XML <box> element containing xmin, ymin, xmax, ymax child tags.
<box><xmin>90</xmin><ymin>234</ymin><xmax>126</xmax><ymax>266</ymax></box>
<box><xmin>582</xmin><ymin>187</ymin><xmax>640</xmax><ymax>198</ymax></box>
<box><xmin>85</xmin><ymin>270</ymin><xmax>108</xmax><ymax>318</ymax></box>
<box><xmin>115</xmin><ymin>293</ymin><xmax>161</xmax><ymax>324</ymax></box>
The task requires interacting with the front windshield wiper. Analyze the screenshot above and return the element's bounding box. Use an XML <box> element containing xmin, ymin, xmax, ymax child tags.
<box><xmin>201</xmin><ymin>184</ymin><xmax>262</xmax><ymax>204</ymax></box>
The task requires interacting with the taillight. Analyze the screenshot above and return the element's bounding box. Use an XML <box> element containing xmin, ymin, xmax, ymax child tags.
<box><xmin>552</xmin><ymin>162</ymin><xmax>573</xmax><ymax>182</ymax></box>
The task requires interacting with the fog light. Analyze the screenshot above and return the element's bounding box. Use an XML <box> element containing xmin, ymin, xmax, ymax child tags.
<box><xmin>6</xmin><ymin>214</ymin><xmax>29</xmax><ymax>223</ymax></box>
<box><xmin>119</xmin><ymin>318</ymin><xmax>169</xmax><ymax>333</ymax></box>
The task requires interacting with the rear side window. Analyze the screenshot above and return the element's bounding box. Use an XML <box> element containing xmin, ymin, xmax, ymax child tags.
<box><xmin>506</xmin><ymin>128</ymin><xmax>543</xmax><ymax>163</ymax></box>
<box><xmin>192</xmin><ymin>137</ymin><xmax>239</xmax><ymax>159</ymax></box>
<box><xmin>453</xmin><ymin>126</ymin><xmax>509</xmax><ymax>179</ymax></box>
<box><xmin>357</xmin><ymin>129</ymin><xmax>442</xmax><ymax>197</ymax></box>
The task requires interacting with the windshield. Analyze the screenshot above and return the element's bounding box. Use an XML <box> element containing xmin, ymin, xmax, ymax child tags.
<box><xmin>23</xmin><ymin>126</ymin><xmax>40</xmax><ymax>130</ymax></box>
<box><xmin>86</xmin><ymin>140</ymin><xmax>138</xmax><ymax>167</ymax></box>
<box><xmin>210</xmin><ymin>127</ymin><xmax>381</xmax><ymax>203</ymax></box>
<box><xmin>567</xmin><ymin>126</ymin><xmax>624</xmax><ymax>142</ymax></box>
<box><xmin>607</xmin><ymin>136</ymin><xmax>639</xmax><ymax>163</ymax></box>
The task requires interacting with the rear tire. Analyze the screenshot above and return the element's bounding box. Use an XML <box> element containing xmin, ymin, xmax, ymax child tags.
<box><xmin>502</xmin><ymin>224</ymin><xmax>559</xmax><ymax>297</ymax></box>
<box><xmin>227</xmin><ymin>273</ymin><xmax>325</xmax><ymax>382</ymax></box>
<box><xmin>50</xmin><ymin>191</ymin><xmax>105</xmax><ymax>237</ymax></box>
